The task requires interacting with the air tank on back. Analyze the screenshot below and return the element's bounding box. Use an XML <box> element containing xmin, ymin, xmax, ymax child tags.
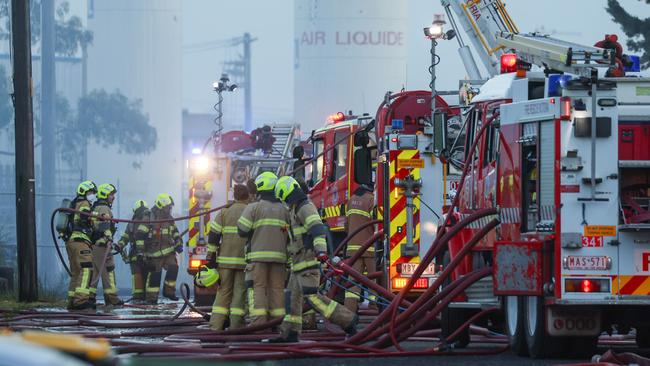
<box><xmin>294</xmin><ymin>0</ymin><xmax>408</xmax><ymax>133</ymax></box>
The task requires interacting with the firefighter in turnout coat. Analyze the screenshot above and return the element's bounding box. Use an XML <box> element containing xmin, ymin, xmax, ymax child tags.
<box><xmin>206</xmin><ymin>184</ymin><xmax>250</xmax><ymax>330</ymax></box>
<box><xmin>90</xmin><ymin>183</ymin><xmax>123</xmax><ymax>306</ymax></box>
<box><xmin>237</xmin><ymin>172</ymin><xmax>290</xmax><ymax>326</ymax></box>
<box><xmin>344</xmin><ymin>184</ymin><xmax>378</xmax><ymax>313</ymax></box>
<box><xmin>270</xmin><ymin>176</ymin><xmax>357</xmax><ymax>343</ymax></box>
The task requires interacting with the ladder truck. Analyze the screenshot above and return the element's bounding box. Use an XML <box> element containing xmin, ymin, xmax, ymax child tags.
<box><xmin>186</xmin><ymin>124</ymin><xmax>300</xmax><ymax>304</ymax></box>
<box><xmin>438</xmin><ymin>0</ymin><xmax>649</xmax><ymax>358</ymax></box>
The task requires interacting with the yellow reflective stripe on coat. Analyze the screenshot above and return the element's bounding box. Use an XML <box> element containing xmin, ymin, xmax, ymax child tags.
<box><xmin>283</xmin><ymin>315</ymin><xmax>302</xmax><ymax>324</ymax></box>
<box><xmin>222</xmin><ymin>226</ymin><xmax>238</xmax><ymax>234</ymax></box>
<box><xmin>209</xmin><ymin>221</ymin><xmax>223</xmax><ymax>233</ymax></box>
<box><xmin>313</xmin><ymin>237</ymin><xmax>327</xmax><ymax>252</ymax></box>
<box><xmin>292</xmin><ymin>226</ymin><xmax>306</xmax><ymax>235</ymax></box>
<box><xmin>238</xmin><ymin>217</ymin><xmax>253</xmax><ymax>229</ymax></box>
<box><xmin>231</xmin><ymin>308</ymin><xmax>245</xmax><ymax>316</ymax></box>
<box><xmin>347</xmin><ymin>244</ymin><xmax>375</xmax><ymax>252</ymax></box>
<box><xmin>207</xmin><ymin>244</ymin><xmax>218</xmax><ymax>253</ymax></box>
<box><xmin>292</xmin><ymin>259</ymin><xmax>320</xmax><ymax>272</ymax></box>
<box><xmin>346</xmin><ymin>208</ymin><xmax>371</xmax><ymax>218</ymax></box>
<box><xmin>252</xmin><ymin>218</ymin><xmax>287</xmax><ymax>229</ymax></box>
<box><xmin>148</xmin><ymin>246</ymin><xmax>177</xmax><ymax>258</ymax></box>
<box><xmin>308</xmin><ymin>295</ymin><xmax>337</xmax><ymax>318</ymax></box>
<box><xmin>345</xmin><ymin>291</ymin><xmax>361</xmax><ymax>300</ymax></box>
<box><xmin>216</xmin><ymin>256</ymin><xmax>247</xmax><ymax>265</ymax></box>
<box><xmin>212</xmin><ymin>306</ymin><xmax>229</xmax><ymax>315</ymax></box>
<box><xmin>270</xmin><ymin>308</ymin><xmax>286</xmax><ymax>317</ymax></box>
<box><xmin>304</xmin><ymin>214</ymin><xmax>322</xmax><ymax>228</ymax></box>
<box><xmin>246</xmin><ymin>251</ymin><xmax>287</xmax><ymax>261</ymax></box>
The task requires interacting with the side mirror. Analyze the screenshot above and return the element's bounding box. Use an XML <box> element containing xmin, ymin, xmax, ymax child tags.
<box><xmin>432</xmin><ymin>113</ymin><xmax>447</xmax><ymax>158</ymax></box>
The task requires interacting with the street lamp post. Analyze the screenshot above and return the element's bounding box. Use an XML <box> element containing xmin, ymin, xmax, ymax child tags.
<box><xmin>423</xmin><ymin>14</ymin><xmax>455</xmax><ymax>156</ymax></box>
<box><xmin>212</xmin><ymin>73</ymin><xmax>238</xmax><ymax>153</ymax></box>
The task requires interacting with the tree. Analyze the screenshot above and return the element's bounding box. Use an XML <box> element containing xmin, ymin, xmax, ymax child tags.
<box><xmin>59</xmin><ymin>89</ymin><xmax>157</xmax><ymax>169</ymax></box>
<box><xmin>606</xmin><ymin>0</ymin><xmax>650</xmax><ymax>69</ymax></box>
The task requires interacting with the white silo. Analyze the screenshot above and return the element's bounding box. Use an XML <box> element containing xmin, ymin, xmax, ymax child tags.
<box><xmin>294</xmin><ymin>0</ymin><xmax>408</xmax><ymax>133</ymax></box>
<box><xmin>85</xmin><ymin>0</ymin><xmax>183</xmax><ymax>290</ymax></box>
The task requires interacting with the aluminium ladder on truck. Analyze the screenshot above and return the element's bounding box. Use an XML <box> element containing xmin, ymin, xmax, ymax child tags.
<box><xmin>248</xmin><ymin>123</ymin><xmax>300</xmax><ymax>177</ymax></box>
<box><xmin>495</xmin><ymin>31</ymin><xmax>615</xmax><ymax>77</ymax></box>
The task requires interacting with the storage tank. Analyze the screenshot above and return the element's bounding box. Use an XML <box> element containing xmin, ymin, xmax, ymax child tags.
<box><xmin>86</xmin><ymin>0</ymin><xmax>182</xmax><ymax>217</ymax></box>
<box><xmin>294</xmin><ymin>0</ymin><xmax>408</xmax><ymax>133</ymax></box>
<box><xmin>86</xmin><ymin>0</ymin><xmax>183</xmax><ymax>290</ymax></box>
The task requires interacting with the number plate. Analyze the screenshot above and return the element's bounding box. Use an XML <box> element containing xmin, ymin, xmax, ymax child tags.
<box><xmin>563</xmin><ymin>256</ymin><xmax>610</xmax><ymax>270</ymax></box>
<box><xmin>400</xmin><ymin>263</ymin><xmax>436</xmax><ymax>277</ymax></box>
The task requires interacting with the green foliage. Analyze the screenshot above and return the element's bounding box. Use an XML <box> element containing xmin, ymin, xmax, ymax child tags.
<box><xmin>0</xmin><ymin>0</ymin><xmax>92</xmax><ymax>55</ymax></box>
<box><xmin>606</xmin><ymin>0</ymin><xmax>650</xmax><ymax>69</ymax></box>
<box><xmin>59</xmin><ymin>89</ymin><xmax>157</xmax><ymax>168</ymax></box>
<box><xmin>0</xmin><ymin>65</ymin><xmax>11</xmax><ymax>129</ymax></box>
<box><xmin>54</xmin><ymin>0</ymin><xmax>93</xmax><ymax>56</ymax></box>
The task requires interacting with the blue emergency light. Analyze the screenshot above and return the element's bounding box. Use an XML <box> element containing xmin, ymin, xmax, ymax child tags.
<box><xmin>547</xmin><ymin>74</ymin><xmax>573</xmax><ymax>97</ymax></box>
<box><xmin>391</xmin><ymin>119</ymin><xmax>404</xmax><ymax>130</ymax></box>
<box><xmin>624</xmin><ymin>55</ymin><xmax>641</xmax><ymax>73</ymax></box>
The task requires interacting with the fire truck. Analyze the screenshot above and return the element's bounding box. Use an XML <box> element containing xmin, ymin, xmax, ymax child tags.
<box><xmin>186</xmin><ymin>124</ymin><xmax>300</xmax><ymax>304</ymax></box>
<box><xmin>438</xmin><ymin>0</ymin><xmax>650</xmax><ymax>358</ymax></box>
<box><xmin>308</xmin><ymin>93</ymin><xmax>461</xmax><ymax>295</ymax></box>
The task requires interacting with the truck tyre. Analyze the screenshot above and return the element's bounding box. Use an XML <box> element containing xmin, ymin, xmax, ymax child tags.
<box><xmin>524</xmin><ymin>296</ymin><xmax>564</xmax><ymax>358</ymax></box>
<box><xmin>569</xmin><ymin>337</ymin><xmax>599</xmax><ymax>358</ymax></box>
<box><xmin>636</xmin><ymin>327</ymin><xmax>650</xmax><ymax>348</ymax></box>
<box><xmin>441</xmin><ymin>307</ymin><xmax>471</xmax><ymax>348</ymax></box>
<box><xmin>505</xmin><ymin>296</ymin><xmax>528</xmax><ymax>356</ymax></box>
<box><xmin>440</xmin><ymin>251</ymin><xmax>470</xmax><ymax>348</ymax></box>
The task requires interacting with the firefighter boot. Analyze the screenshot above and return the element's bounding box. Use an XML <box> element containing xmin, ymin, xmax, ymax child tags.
<box><xmin>302</xmin><ymin>310</ymin><xmax>317</xmax><ymax>330</ymax></box>
<box><xmin>264</xmin><ymin>331</ymin><xmax>299</xmax><ymax>343</ymax></box>
<box><xmin>162</xmin><ymin>261</ymin><xmax>179</xmax><ymax>301</ymax></box>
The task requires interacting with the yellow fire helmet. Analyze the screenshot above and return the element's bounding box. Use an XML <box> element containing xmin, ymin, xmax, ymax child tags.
<box><xmin>132</xmin><ymin>200</ymin><xmax>148</xmax><ymax>213</ymax></box>
<box><xmin>155</xmin><ymin>193</ymin><xmax>174</xmax><ymax>209</ymax></box>
<box><xmin>274</xmin><ymin>176</ymin><xmax>300</xmax><ymax>202</ymax></box>
<box><xmin>96</xmin><ymin>183</ymin><xmax>117</xmax><ymax>200</ymax></box>
<box><xmin>77</xmin><ymin>180</ymin><xmax>97</xmax><ymax>196</ymax></box>
<box><xmin>194</xmin><ymin>265</ymin><xmax>219</xmax><ymax>288</ymax></box>
<box><xmin>254</xmin><ymin>171</ymin><xmax>278</xmax><ymax>192</ymax></box>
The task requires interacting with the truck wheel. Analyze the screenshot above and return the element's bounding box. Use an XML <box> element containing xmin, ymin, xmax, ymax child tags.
<box><xmin>524</xmin><ymin>296</ymin><xmax>564</xmax><ymax>358</ymax></box>
<box><xmin>505</xmin><ymin>296</ymin><xmax>528</xmax><ymax>356</ymax></box>
<box><xmin>569</xmin><ymin>337</ymin><xmax>599</xmax><ymax>358</ymax></box>
<box><xmin>441</xmin><ymin>307</ymin><xmax>471</xmax><ymax>348</ymax></box>
<box><xmin>636</xmin><ymin>327</ymin><xmax>650</xmax><ymax>348</ymax></box>
<box><xmin>440</xmin><ymin>251</ymin><xmax>470</xmax><ymax>348</ymax></box>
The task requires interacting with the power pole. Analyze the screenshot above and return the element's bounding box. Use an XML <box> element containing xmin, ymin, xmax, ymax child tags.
<box><xmin>41</xmin><ymin>0</ymin><xmax>56</xmax><ymax>245</ymax></box>
<box><xmin>243</xmin><ymin>33</ymin><xmax>252</xmax><ymax>132</ymax></box>
<box><xmin>12</xmin><ymin>0</ymin><xmax>39</xmax><ymax>302</ymax></box>
<box><xmin>223</xmin><ymin>33</ymin><xmax>256</xmax><ymax>132</ymax></box>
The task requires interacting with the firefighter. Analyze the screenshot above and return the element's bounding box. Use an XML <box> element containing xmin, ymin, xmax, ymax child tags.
<box><xmin>206</xmin><ymin>184</ymin><xmax>249</xmax><ymax>330</ymax></box>
<box><xmin>270</xmin><ymin>176</ymin><xmax>357</xmax><ymax>343</ymax></box>
<box><xmin>65</xmin><ymin>180</ymin><xmax>97</xmax><ymax>309</ymax></box>
<box><xmin>145</xmin><ymin>194</ymin><xmax>183</xmax><ymax>303</ymax></box>
<box><xmin>237</xmin><ymin>172</ymin><xmax>289</xmax><ymax>326</ymax></box>
<box><xmin>246</xmin><ymin>178</ymin><xmax>258</xmax><ymax>202</ymax></box>
<box><xmin>344</xmin><ymin>183</ymin><xmax>377</xmax><ymax>313</ymax></box>
<box><xmin>117</xmin><ymin>200</ymin><xmax>151</xmax><ymax>303</ymax></box>
<box><xmin>90</xmin><ymin>183</ymin><xmax>123</xmax><ymax>306</ymax></box>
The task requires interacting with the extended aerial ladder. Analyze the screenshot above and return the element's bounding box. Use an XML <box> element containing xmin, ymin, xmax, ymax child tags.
<box><xmin>442</xmin><ymin>0</ymin><xmax>616</xmax><ymax>79</ymax></box>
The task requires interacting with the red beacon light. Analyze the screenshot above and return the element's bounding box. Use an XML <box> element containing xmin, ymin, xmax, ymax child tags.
<box><xmin>328</xmin><ymin>112</ymin><xmax>346</xmax><ymax>123</ymax></box>
<box><xmin>500</xmin><ymin>53</ymin><xmax>518</xmax><ymax>74</ymax></box>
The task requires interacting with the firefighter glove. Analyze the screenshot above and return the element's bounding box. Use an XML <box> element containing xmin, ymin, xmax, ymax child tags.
<box><xmin>175</xmin><ymin>245</ymin><xmax>183</xmax><ymax>254</ymax></box>
<box><xmin>316</xmin><ymin>251</ymin><xmax>329</xmax><ymax>263</ymax></box>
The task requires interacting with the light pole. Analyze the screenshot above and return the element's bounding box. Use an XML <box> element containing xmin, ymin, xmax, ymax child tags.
<box><xmin>424</xmin><ymin>14</ymin><xmax>455</xmax><ymax>156</ymax></box>
<box><xmin>212</xmin><ymin>73</ymin><xmax>238</xmax><ymax>153</ymax></box>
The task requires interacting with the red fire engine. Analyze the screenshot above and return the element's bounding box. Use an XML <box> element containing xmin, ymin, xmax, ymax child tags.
<box><xmin>308</xmin><ymin>92</ymin><xmax>460</xmax><ymax>295</ymax></box>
